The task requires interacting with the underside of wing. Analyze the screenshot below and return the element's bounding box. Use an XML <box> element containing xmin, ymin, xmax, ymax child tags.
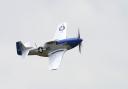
<box><xmin>53</xmin><ymin>22</ymin><xmax>67</xmax><ymax>40</ymax></box>
<box><xmin>48</xmin><ymin>50</ymin><xmax>66</xmax><ymax>70</ymax></box>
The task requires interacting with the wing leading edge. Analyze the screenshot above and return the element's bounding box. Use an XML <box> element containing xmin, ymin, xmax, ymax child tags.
<box><xmin>48</xmin><ymin>49</ymin><xmax>66</xmax><ymax>70</ymax></box>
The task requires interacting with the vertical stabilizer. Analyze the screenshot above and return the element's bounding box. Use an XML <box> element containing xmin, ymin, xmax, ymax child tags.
<box><xmin>16</xmin><ymin>41</ymin><xmax>32</xmax><ymax>58</ymax></box>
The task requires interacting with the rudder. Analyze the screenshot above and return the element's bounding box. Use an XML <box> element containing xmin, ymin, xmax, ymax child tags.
<box><xmin>16</xmin><ymin>41</ymin><xmax>25</xmax><ymax>55</ymax></box>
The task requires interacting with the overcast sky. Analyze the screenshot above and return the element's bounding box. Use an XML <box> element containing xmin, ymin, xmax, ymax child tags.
<box><xmin>0</xmin><ymin>0</ymin><xmax>128</xmax><ymax>89</ymax></box>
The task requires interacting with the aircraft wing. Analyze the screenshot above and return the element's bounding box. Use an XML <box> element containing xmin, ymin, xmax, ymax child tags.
<box><xmin>48</xmin><ymin>50</ymin><xmax>66</xmax><ymax>70</ymax></box>
<box><xmin>53</xmin><ymin>22</ymin><xmax>67</xmax><ymax>40</ymax></box>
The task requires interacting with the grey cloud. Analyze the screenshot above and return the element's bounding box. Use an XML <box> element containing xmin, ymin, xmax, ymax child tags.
<box><xmin>0</xmin><ymin>0</ymin><xmax>127</xmax><ymax>89</ymax></box>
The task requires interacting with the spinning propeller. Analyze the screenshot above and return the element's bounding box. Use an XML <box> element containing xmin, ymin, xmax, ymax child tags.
<box><xmin>78</xmin><ymin>28</ymin><xmax>82</xmax><ymax>53</ymax></box>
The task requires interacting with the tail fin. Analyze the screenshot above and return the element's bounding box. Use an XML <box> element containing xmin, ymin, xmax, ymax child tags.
<box><xmin>16</xmin><ymin>41</ymin><xmax>32</xmax><ymax>58</ymax></box>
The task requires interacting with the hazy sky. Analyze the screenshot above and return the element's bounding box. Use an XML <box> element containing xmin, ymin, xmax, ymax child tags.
<box><xmin>0</xmin><ymin>0</ymin><xmax>128</xmax><ymax>89</ymax></box>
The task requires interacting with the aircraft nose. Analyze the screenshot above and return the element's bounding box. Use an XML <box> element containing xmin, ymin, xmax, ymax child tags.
<box><xmin>79</xmin><ymin>38</ymin><xmax>83</xmax><ymax>43</ymax></box>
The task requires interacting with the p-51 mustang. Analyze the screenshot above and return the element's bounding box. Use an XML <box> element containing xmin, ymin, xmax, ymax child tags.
<box><xmin>16</xmin><ymin>23</ymin><xmax>83</xmax><ymax>70</ymax></box>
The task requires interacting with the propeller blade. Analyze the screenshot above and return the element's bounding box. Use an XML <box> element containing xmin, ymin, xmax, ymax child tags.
<box><xmin>78</xmin><ymin>28</ymin><xmax>82</xmax><ymax>53</ymax></box>
<box><xmin>79</xmin><ymin>42</ymin><xmax>81</xmax><ymax>53</ymax></box>
<box><xmin>78</xmin><ymin>28</ymin><xmax>80</xmax><ymax>38</ymax></box>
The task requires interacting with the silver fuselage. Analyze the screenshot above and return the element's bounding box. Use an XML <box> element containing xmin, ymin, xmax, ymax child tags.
<box><xmin>28</xmin><ymin>38</ymin><xmax>82</xmax><ymax>57</ymax></box>
<box><xmin>28</xmin><ymin>41</ymin><xmax>70</xmax><ymax>57</ymax></box>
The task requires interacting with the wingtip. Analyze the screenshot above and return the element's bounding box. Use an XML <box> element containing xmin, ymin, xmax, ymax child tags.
<box><xmin>48</xmin><ymin>68</ymin><xmax>58</xmax><ymax>71</ymax></box>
